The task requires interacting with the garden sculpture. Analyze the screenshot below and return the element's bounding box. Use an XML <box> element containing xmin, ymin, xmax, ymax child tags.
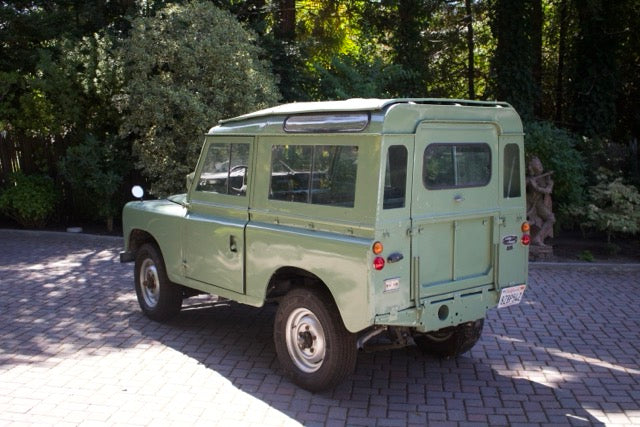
<box><xmin>526</xmin><ymin>156</ymin><xmax>555</xmax><ymax>248</ymax></box>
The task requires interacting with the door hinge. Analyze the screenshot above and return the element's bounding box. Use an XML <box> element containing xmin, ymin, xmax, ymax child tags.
<box><xmin>407</xmin><ymin>226</ymin><xmax>423</xmax><ymax>236</ymax></box>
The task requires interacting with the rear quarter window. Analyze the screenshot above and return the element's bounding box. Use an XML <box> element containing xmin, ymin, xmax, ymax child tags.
<box><xmin>270</xmin><ymin>144</ymin><xmax>358</xmax><ymax>207</ymax></box>
<box><xmin>503</xmin><ymin>143</ymin><xmax>521</xmax><ymax>198</ymax></box>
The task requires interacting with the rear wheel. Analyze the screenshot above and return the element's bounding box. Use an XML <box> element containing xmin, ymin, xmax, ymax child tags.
<box><xmin>414</xmin><ymin>319</ymin><xmax>484</xmax><ymax>358</ymax></box>
<box><xmin>134</xmin><ymin>243</ymin><xmax>182</xmax><ymax>321</ymax></box>
<box><xmin>274</xmin><ymin>288</ymin><xmax>357</xmax><ymax>392</ymax></box>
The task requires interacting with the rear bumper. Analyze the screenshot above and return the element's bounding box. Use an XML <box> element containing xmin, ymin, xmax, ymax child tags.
<box><xmin>374</xmin><ymin>284</ymin><xmax>498</xmax><ymax>333</ymax></box>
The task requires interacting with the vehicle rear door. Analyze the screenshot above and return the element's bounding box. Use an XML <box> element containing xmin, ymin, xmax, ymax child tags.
<box><xmin>497</xmin><ymin>137</ymin><xmax>529</xmax><ymax>288</ymax></box>
<box><xmin>411</xmin><ymin>122</ymin><xmax>500</xmax><ymax>298</ymax></box>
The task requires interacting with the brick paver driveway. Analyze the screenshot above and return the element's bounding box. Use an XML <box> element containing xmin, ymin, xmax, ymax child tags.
<box><xmin>1</xmin><ymin>230</ymin><xmax>639</xmax><ymax>426</ymax></box>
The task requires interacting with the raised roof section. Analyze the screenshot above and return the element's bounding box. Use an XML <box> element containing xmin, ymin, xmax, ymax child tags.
<box><xmin>218</xmin><ymin>98</ymin><xmax>512</xmax><ymax>124</ymax></box>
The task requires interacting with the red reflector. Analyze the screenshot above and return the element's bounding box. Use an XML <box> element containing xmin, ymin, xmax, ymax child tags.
<box><xmin>373</xmin><ymin>257</ymin><xmax>385</xmax><ymax>270</ymax></box>
<box><xmin>521</xmin><ymin>234</ymin><xmax>531</xmax><ymax>245</ymax></box>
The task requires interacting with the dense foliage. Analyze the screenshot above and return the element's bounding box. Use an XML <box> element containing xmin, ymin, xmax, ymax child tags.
<box><xmin>583</xmin><ymin>170</ymin><xmax>640</xmax><ymax>243</ymax></box>
<box><xmin>119</xmin><ymin>1</ymin><xmax>279</xmax><ymax>196</ymax></box>
<box><xmin>59</xmin><ymin>135</ymin><xmax>129</xmax><ymax>231</ymax></box>
<box><xmin>0</xmin><ymin>173</ymin><xmax>57</xmax><ymax>228</ymax></box>
<box><xmin>524</xmin><ymin>122</ymin><xmax>586</xmax><ymax>223</ymax></box>
<box><xmin>0</xmin><ymin>0</ymin><xmax>638</xmax><ymax>236</ymax></box>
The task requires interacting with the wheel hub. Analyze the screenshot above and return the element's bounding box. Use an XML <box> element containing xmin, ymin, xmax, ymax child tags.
<box><xmin>285</xmin><ymin>308</ymin><xmax>326</xmax><ymax>373</ymax></box>
<box><xmin>139</xmin><ymin>259</ymin><xmax>160</xmax><ymax>308</ymax></box>
<box><xmin>297</xmin><ymin>329</ymin><xmax>316</xmax><ymax>351</ymax></box>
<box><xmin>144</xmin><ymin>271</ymin><xmax>157</xmax><ymax>290</ymax></box>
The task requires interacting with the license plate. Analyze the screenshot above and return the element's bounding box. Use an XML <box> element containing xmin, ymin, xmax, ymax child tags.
<box><xmin>498</xmin><ymin>285</ymin><xmax>526</xmax><ymax>308</ymax></box>
<box><xmin>384</xmin><ymin>277</ymin><xmax>400</xmax><ymax>293</ymax></box>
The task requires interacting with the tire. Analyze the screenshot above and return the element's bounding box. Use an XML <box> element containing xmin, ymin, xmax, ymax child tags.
<box><xmin>414</xmin><ymin>319</ymin><xmax>484</xmax><ymax>358</ymax></box>
<box><xmin>274</xmin><ymin>288</ymin><xmax>357</xmax><ymax>392</ymax></box>
<box><xmin>134</xmin><ymin>243</ymin><xmax>182</xmax><ymax>322</ymax></box>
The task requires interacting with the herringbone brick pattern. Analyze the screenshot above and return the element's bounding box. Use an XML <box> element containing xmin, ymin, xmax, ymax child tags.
<box><xmin>1</xmin><ymin>230</ymin><xmax>639</xmax><ymax>426</ymax></box>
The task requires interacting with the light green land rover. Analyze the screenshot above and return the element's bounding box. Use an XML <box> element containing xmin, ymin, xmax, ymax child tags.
<box><xmin>120</xmin><ymin>98</ymin><xmax>529</xmax><ymax>391</ymax></box>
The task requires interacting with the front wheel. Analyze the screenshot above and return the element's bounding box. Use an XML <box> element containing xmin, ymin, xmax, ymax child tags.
<box><xmin>274</xmin><ymin>288</ymin><xmax>357</xmax><ymax>392</ymax></box>
<box><xmin>134</xmin><ymin>243</ymin><xmax>182</xmax><ymax>322</ymax></box>
<box><xmin>414</xmin><ymin>319</ymin><xmax>484</xmax><ymax>358</ymax></box>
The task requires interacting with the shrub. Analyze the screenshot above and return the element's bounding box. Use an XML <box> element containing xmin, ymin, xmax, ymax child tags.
<box><xmin>59</xmin><ymin>135</ymin><xmax>130</xmax><ymax>231</ymax></box>
<box><xmin>524</xmin><ymin>121</ymin><xmax>587</xmax><ymax>228</ymax></box>
<box><xmin>0</xmin><ymin>172</ymin><xmax>57</xmax><ymax>228</ymax></box>
<box><xmin>119</xmin><ymin>1</ymin><xmax>280</xmax><ymax>197</ymax></box>
<box><xmin>578</xmin><ymin>250</ymin><xmax>594</xmax><ymax>262</ymax></box>
<box><xmin>584</xmin><ymin>169</ymin><xmax>640</xmax><ymax>243</ymax></box>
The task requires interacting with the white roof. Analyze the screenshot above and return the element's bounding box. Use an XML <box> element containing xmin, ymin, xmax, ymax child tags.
<box><xmin>219</xmin><ymin>98</ymin><xmax>509</xmax><ymax>124</ymax></box>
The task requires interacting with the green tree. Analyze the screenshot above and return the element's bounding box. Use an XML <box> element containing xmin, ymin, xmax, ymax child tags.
<box><xmin>425</xmin><ymin>1</ymin><xmax>493</xmax><ymax>99</ymax></box>
<box><xmin>583</xmin><ymin>169</ymin><xmax>640</xmax><ymax>243</ymax></box>
<box><xmin>361</xmin><ymin>0</ymin><xmax>439</xmax><ymax>96</ymax></box>
<box><xmin>489</xmin><ymin>0</ymin><xmax>541</xmax><ymax>119</ymax></box>
<box><xmin>59</xmin><ymin>135</ymin><xmax>130</xmax><ymax>232</ymax></box>
<box><xmin>524</xmin><ymin>121</ymin><xmax>586</xmax><ymax>227</ymax></box>
<box><xmin>119</xmin><ymin>1</ymin><xmax>280</xmax><ymax>196</ymax></box>
<box><xmin>568</xmin><ymin>0</ymin><xmax>622</xmax><ymax>138</ymax></box>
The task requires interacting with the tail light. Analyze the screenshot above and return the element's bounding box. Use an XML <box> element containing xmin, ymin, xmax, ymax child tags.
<box><xmin>521</xmin><ymin>222</ymin><xmax>530</xmax><ymax>246</ymax></box>
<box><xmin>372</xmin><ymin>241</ymin><xmax>383</xmax><ymax>255</ymax></box>
<box><xmin>372</xmin><ymin>241</ymin><xmax>385</xmax><ymax>270</ymax></box>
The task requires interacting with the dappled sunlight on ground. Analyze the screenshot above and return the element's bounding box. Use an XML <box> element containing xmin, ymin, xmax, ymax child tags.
<box><xmin>1</xmin><ymin>230</ymin><xmax>639</xmax><ymax>425</ymax></box>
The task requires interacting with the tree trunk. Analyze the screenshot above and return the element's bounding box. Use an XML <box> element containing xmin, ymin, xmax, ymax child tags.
<box><xmin>276</xmin><ymin>0</ymin><xmax>296</xmax><ymax>41</ymax></box>
<box><xmin>531</xmin><ymin>0</ymin><xmax>543</xmax><ymax>118</ymax></box>
<box><xmin>465</xmin><ymin>0</ymin><xmax>475</xmax><ymax>100</ymax></box>
<box><xmin>554</xmin><ymin>0</ymin><xmax>568</xmax><ymax>124</ymax></box>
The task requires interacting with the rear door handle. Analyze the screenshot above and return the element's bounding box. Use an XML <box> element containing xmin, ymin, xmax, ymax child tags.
<box><xmin>229</xmin><ymin>235</ymin><xmax>238</xmax><ymax>253</ymax></box>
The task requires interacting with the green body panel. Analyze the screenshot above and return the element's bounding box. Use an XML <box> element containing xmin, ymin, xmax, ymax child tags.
<box><xmin>122</xmin><ymin>98</ymin><xmax>528</xmax><ymax>334</ymax></box>
<box><xmin>183</xmin><ymin>202</ymin><xmax>247</xmax><ymax>293</ymax></box>
<box><xmin>122</xmin><ymin>199</ymin><xmax>186</xmax><ymax>283</ymax></box>
<box><xmin>245</xmin><ymin>222</ymin><xmax>373</xmax><ymax>332</ymax></box>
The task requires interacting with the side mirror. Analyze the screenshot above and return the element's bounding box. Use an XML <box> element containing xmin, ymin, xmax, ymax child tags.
<box><xmin>131</xmin><ymin>185</ymin><xmax>144</xmax><ymax>200</ymax></box>
<box><xmin>186</xmin><ymin>171</ymin><xmax>195</xmax><ymax>192</ymax></box>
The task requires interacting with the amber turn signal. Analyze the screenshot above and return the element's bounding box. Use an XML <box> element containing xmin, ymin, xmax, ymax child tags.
<box><xmin>521</xmin><ymin>222</ymin><xmax>530</xmax><ymax>233</ymax></box>
<box><xmin>372</xmin><ymin>241</ymin><xmax>384</xmax><ymax>255</ymax></box>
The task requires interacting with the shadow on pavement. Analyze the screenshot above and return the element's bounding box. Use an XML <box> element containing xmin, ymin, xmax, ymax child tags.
<box><xmin>2</xmin><ymin>230</ymin><xmax>638</xmax><ymax>425</ymax></box>
<box><xmin>130</xmin><ymin>292</ymin><xmax>629</xmax><ymax>426</ymax></box>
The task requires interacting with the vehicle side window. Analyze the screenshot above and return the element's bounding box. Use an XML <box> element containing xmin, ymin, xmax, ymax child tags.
<box><xmin>423</xmin><ymin>143</ymin><xmax>491</xmax><ymax>189</ymax></box>
<box><xmin>503</xmin><ymin>143</ymin><xmax>521</xmax><ymax>198</ymax></box>
<box><xmin>384</xmin><ymin>145</ymin><xmax>408</xmax><ymax>209</ymax></box>
<box><xmin>270</xmin><ymin>144</ymin><xmax>358</xmax><ymax>207</ymax></box>
<box><xmin>196</xmin><ymin>143</ymin><xmax>250</xmax><ymax>196</ymax></box>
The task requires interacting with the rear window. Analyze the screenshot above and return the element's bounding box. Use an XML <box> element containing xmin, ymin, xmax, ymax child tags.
<box><xmin>423</xmin><ymin>143</ymin><xmax>491</xmax><ymax>189</ymax></box>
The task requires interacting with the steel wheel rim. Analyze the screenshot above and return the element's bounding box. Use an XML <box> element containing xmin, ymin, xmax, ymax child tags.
<box><xmin>139</xmin><ymin>258</ymin><xmax>160</xmax><ymax>308</ymax></box>
<box><xmin>285</xmin><ymin>307</ymin><xmax>326</xmax><ymax>373</ymax></box>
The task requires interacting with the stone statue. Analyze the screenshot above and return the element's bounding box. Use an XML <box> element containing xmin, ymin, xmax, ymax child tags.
<box><xmin>526</xmin><ymin>156</ymin><xmax>555</xmax><ymax>250</ymax></box>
